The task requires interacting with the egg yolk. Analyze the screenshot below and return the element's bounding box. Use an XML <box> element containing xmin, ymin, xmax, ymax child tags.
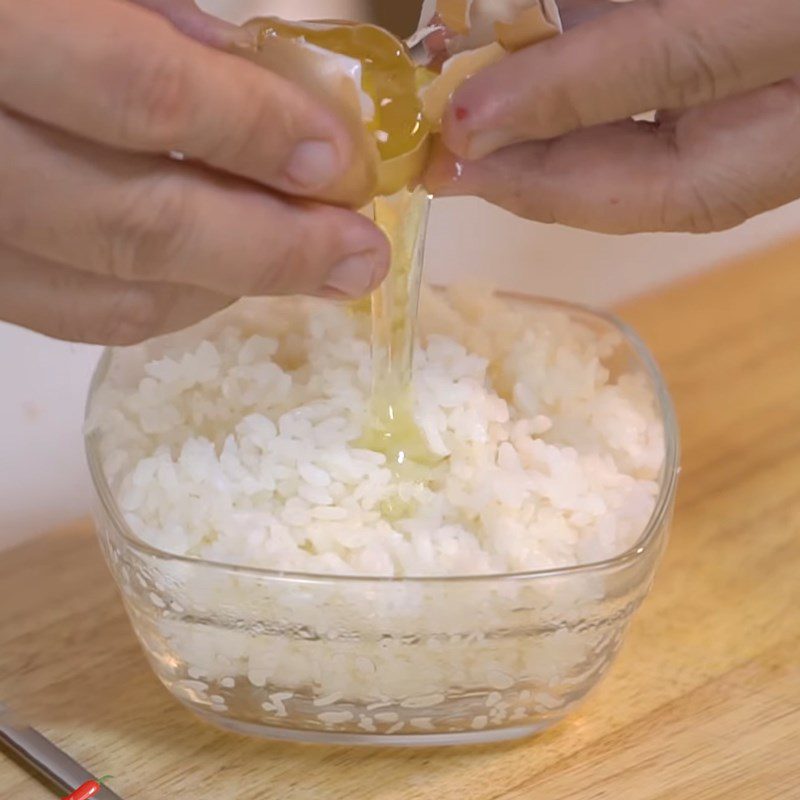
<box><xmin>252</xmin><ymin>19</ymin><xmax>430</xmax><ymax>166</ymax></box>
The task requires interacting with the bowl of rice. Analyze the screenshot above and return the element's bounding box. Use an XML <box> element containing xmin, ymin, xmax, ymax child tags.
<box><xmin>85</xmin><ymin>285</ymin><xmax>679</xmax><ymax>746</ymax></box>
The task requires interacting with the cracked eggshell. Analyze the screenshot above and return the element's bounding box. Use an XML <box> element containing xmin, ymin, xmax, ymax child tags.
<box><xmin>416</xmin><ymin>0</ymin><xmax>562</xmax><ymax>129</ymax></box>
<box><xmin>494</xmin><ymin>0</ymin><xmax>561</xmax><ymax>51</ymax></box>
<box><xmin>437</xmin><ymin>0</ymin><xmax>474</xmax><ymax>34</ymax></box>
<box><xmin>377</xmin><ymin>136</ymin><xmax>432</xmax><ymax>196</ymax></box>
<box><xmin>418</xmin><ymin>0</ymin><xmax>439</xmax><ymax>30</ymax></box>
<box><xmin>459</xmin><ymin>0</ymin><xmax>534</xmax><ymax>50</ymax></box>
<box><xmin>420</xmin><ymin>0</ymin><xmax>562</xmax><ymax>53</ymax></box>
<box><xmin>238</xmin><ymin>20</ymin><xmax>379</xmax><ymax>208</ymax></box>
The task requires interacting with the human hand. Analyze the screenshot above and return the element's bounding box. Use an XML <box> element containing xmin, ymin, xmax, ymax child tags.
<box><xmin>426</xmin><ymin>0</ymin><xmax>800</xmax><ymax>234</ymax></box>
<box><xmin>0</xmin><ymin>0</ymin><xmax>388</xmax><ymax>345</ymax></box>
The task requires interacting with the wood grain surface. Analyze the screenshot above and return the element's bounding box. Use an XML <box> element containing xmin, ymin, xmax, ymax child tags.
<box><xmin>2</xmin><ymin>238</ymin><xmax>800</xmax><ymax>799</ymax></box>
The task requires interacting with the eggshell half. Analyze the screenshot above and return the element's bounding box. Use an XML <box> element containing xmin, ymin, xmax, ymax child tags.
<box><xmin>239</xmin><ymin>21</ymin><xmax>380</xmax><ymax>207</ymax></box>
<box><xmin>494</xmin><ymin>1</ymin><xmax>561</xmax><ymax>50</ymax></box>
<box><xmin>436</xmin><ymin>0</ymin><xmax>473</xmax><ymax>34</ymax></box>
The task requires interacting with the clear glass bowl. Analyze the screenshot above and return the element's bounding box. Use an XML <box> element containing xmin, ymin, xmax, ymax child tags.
<box><xmin>85</xmin><ymin>296</ymin><xmax>679</xmax><ymax>747</ymax></box>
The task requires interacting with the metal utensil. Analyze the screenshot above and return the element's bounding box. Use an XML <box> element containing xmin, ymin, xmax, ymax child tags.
<box><xmin>0</xmin><ymin>703</ymin><xmax>123</xmax><ymax>799</ymax></box>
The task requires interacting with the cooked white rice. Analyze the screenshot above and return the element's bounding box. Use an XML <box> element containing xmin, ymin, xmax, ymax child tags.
<box><xmin>88</xmin><ymin>285</ymin><xmax>664</xmax><ymax>577</ymax></box>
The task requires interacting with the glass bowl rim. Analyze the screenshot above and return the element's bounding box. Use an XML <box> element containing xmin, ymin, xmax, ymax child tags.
<box><xmin>84</xmin><ymin>292</ymin><xmax>680</xmax><ymax>586</ymax></box>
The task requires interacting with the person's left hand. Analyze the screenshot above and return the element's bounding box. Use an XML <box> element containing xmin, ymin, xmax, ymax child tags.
<box><xmin>128</xmin><ymin>0</ymin><xmax>246</xmax><ymax>47</ymax></box>
<box><xmin>0</xmin><ymin>0</ymin><xmax>388</xmax><ymax>345</ymax></box>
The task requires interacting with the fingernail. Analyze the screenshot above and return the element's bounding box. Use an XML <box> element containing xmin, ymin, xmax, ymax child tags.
<box><xmin>285</xmin><ymin>140</ymin><xmax>341</xmax><ymax>190</ymax></box>
<box><xmin>465</xmin><ymin>129</ymin><xmax>518</xmax><ymax>160</ymax></box>
<box><xmin>323</xmin><ymin>253</ymin><xmax>378</xmax><ymax>298</ymax></box>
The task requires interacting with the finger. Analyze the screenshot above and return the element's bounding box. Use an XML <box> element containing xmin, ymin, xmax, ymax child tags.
<box><xmin>427</xmin><ymin>78</ymin><xmax>800</xmax><ymax>234</ymax></box>
<box><xmin>0</xmin><ymin>244</ymin><xmax>231</xmax><ymax>345</ymax></box>
<box><xmin>0</xmin><ymin>110</ymin><xmax>389</xmax><ymax>298</ymax></box>
<box><xmin>0</xmin><ymin>0</ymin><xmax>372</xmax><ymax>202</ymax></box>
<box><xmin>443</xmin><ymin>0</ymin><xmax>800</xmax><ymax>159</ymax></box>
<box><xmin>131</xmin><ymin>0</ymin><xmax>255</xmax><ymax>48</ymax></box>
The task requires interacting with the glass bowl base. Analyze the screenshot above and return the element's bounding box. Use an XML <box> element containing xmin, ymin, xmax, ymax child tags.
<box><xmin>188</xmin><ymin>704</ymin><xmax>556</xmax><ymax>747</ymax></box>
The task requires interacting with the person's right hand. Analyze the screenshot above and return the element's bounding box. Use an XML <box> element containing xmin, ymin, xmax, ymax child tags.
<box><xmin>0</xmin><ymin>0</ymin><xmax>389</xmax><ymax>345</ymax></box>
<box><xmin>426</xmin><ymin>0</ymin><xmax>800</xmax><ymax>235</ymax></box>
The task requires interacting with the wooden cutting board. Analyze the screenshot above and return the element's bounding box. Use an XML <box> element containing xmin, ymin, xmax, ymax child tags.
<box><xmin>2</xmin><ymin>238</ymin><xmax>800</xmax><ymax>800</ymax></box>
